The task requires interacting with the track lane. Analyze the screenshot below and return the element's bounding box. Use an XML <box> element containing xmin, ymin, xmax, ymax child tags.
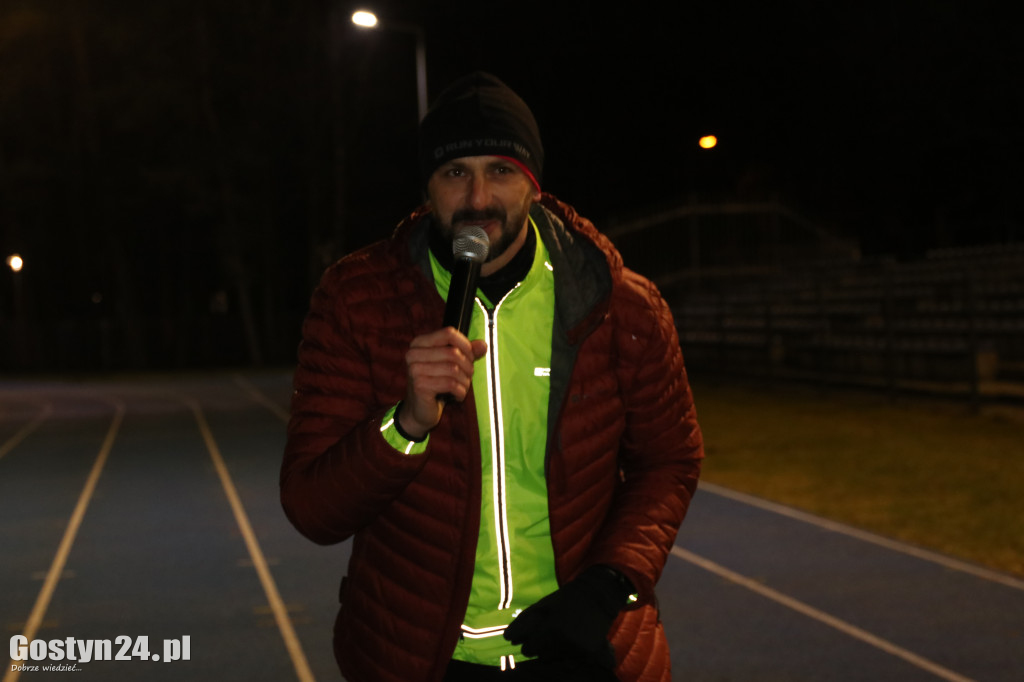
<box><xmin>4</xmin><ymin>373</ymin><xmax>1022</xmax><ymax>682</ymax></box>
<box><xmin>189</xmin><ymin>372</ymin><xmax>349</xmax><ymax>682</ymax></box>
<box><xmin>2</xmin><ymin>395</ymin><xmax>123</xmax><ymax>682</ymax></box>
<box><xmin>672</xmin><ymin>484</ymin><xmax>1024</xmax><ymax>681</ymax></box>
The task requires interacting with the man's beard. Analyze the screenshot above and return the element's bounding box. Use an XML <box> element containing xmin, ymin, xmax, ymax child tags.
<box><xmin>441</xmin><ymin>199</ymin><xmax>532</xmax><ymax>264</ymax></box>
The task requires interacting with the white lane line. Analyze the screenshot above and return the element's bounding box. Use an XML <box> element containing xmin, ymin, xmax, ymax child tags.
<box><xmin>186</xmin><ymin>398</ymin><xmax>315</xmax><ymax>682</ymax></box>
<box><xmin>3</xmin><ymin>401</ymin><xmax>125</xmax><ymax>682</ymax></box>
<box><xmin>700</xmin><ymin>481</ymin><xmax>1024</xmax><ymax>591</ymax></box>
<box><xmin>231</xmin><ymin>373</ymin><xmax>290</xmax><ymax>423</ymax></box>
<box><xmin>0</xmin><ymin>403</ymin><xmax>53</xmax><ymax>460</ymax></box>
<box><xmin>671</xmin><ymin>546</ymin><xmax>977</xmax><ymax>682</ymax></box>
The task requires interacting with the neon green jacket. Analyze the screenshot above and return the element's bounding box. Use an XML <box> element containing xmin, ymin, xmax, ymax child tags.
<box><xmin>427</xmin><ymin>220</ymin><xmax>558</xmax><ymax>667</ymax></box>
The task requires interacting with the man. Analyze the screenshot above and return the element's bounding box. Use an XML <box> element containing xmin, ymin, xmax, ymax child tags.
<box><xmin>281</xmin><ymin>72</ymin><xmax>703</xmax><ymax>682</ymax></box>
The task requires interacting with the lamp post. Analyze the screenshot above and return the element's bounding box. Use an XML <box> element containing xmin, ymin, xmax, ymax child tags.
<box><xmin>6</xmin><ymin>253</ymin><xmax>26</xmax><ymax>367</ymax></box>
<box><xmin>351</xmin><ymin>9</ymin><xmax>428</xmax><ymax>121</ymax></box>
<box><xmin>6</xmin><ymin>253</ymin><xmax>23</xmax><ymax>318</ymax></box>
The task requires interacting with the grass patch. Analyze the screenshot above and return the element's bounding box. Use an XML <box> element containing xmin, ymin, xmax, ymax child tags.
<box><xmin>691</xmin><ymin>379</ymin><xmax>1024</xmax><ymax>578</ymax></box>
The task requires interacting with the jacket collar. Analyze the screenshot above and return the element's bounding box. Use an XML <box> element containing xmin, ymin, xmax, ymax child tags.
<box><xmin>531</xmin><ymin>196</ymin><xmax>616</xmax><ymax>345</ymax></box>
<box><xmin>395</xmin><ymin>193</ymin><xmax>619</xmax><ymax>344</ymax></box>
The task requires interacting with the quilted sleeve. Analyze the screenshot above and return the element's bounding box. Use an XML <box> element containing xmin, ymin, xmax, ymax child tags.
<box><xmin>586</xmin><ymin>271</ymin><xmax>704</xmax><ymax>604</ymax></box>
<box><xmin>279</xmin><ymin>257</ymin><xmax>430</xmax><ymax>545</ymax></box>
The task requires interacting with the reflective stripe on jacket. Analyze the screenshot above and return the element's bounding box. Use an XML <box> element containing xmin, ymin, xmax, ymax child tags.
<box><xmin>429</xmin><ymin>219</ymin><xmax>559</xmax><ymax>666</ymax></box>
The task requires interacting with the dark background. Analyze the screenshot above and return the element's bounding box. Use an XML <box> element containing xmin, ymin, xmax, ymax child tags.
<box><xmin>1</xmin><ymin>0</ymin><xmax>1021</xmax><ymax>370</ymax></box>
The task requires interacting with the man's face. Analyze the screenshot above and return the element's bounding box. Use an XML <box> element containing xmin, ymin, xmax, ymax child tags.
<box><xmin>427</xmin><ymin>155</ymin><xmax>541</xmax><ymax>276</ymax></box>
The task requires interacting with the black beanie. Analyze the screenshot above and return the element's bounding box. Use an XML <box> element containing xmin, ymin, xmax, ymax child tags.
<box><xmin>418</xmin><ymin>72</ymin><xmax>543</xmax><ymax>189</ymax></box>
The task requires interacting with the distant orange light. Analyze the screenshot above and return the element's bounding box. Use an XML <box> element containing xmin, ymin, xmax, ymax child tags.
<box><xmin>699</xmin><ymin>135</ymin><xmax>718</xmax><ymax>150</ymax></box>
<box><xmin>6</xmin><ymin>253</ymin><xmax>23</xmax><ymax>272</ymax></box>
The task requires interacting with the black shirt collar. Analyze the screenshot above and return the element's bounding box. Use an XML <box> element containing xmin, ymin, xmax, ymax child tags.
<box><xmin>429</xmin><ymin>220</ymin><xmax>536</xmax><ymax>306</ymax></box>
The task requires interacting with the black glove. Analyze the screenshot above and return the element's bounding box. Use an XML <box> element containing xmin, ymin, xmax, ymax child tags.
<box><xmin>503</xmin><ymin>565</ymin><xmax>634</xmax><ymax>670</ymax></box>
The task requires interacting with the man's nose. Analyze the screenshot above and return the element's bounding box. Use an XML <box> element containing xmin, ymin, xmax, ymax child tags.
<box><xmin>467</xmin><ymin>175</ymin><xmax>491</xmax><ymax>209</ymax></box>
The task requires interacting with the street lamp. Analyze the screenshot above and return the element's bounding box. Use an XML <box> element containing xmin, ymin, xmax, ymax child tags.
<box><xmin>6</xmin><ymin>253</ymin><xmax>26</xmax><ymax>366</ymax></box>
<box><xmin>7</xmin><ymin>253</ymin><xmax>24</xmax><ymax>318</ymax></box>
<box><xmin>351</xmin><ymin>10</ymin><xmax>378</xmax><ymax>28</ymax></box>
<box><xmin>351</xmin><ymin>9</ymin><xmax>428</xmax><ymax>121</ymax></box>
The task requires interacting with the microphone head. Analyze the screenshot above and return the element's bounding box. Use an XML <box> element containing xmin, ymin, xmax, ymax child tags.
<box><xmin>452</xmin><ymin>226</ymin><xmax>490</xmax><ymax>264</ymax></box>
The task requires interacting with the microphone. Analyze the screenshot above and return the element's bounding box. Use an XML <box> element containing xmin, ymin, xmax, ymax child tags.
<box><xmin>443</xmin><ymin>226</ymin><xmax>490</xmax><ymax>334</ymax></box>
<box><xmin>438</xmin><ymin>226</ymin><xmax>489</xmax><ymax>404</ymax></box>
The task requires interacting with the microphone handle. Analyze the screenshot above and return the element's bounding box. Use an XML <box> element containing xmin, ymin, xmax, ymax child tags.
<box><xmin>443</xmin><ymin>257</ymin><xmax>482</xmax><ymax>335</ymax></box>
<box><xmin>438</xmin><ymin>256</ymin><xmax>481</xmax><ymax>404</ymax></box>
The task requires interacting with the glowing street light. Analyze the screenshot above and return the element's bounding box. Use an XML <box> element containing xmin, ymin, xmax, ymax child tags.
<box><xmin>351</xmin><ymin>10</ymin><xmax>378</xmax><ymax>28</ymax></box>
<box><xmin>351</xmin><ymin>9</ymin><xmax>428</xmax><ymax>120</ymax></box>
<box><xmin>698</xmin><ymin>135</ymin><xmax>718</xmax><ymax>150</ymax></box>
<box><xmin>7</xmin><ymin>253</ymin><xmax>25</xmax><ymax>329</ymax></box>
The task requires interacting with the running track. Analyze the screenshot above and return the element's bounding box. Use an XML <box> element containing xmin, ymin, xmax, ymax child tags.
<box><xmin>1</xmin><ymin>371</ymin><xmax>1021</xmax><ymax>681</ymax></box>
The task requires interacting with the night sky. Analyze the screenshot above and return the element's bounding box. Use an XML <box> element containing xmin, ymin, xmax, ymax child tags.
<box><xmin>1</xmin><ymin>1</ymin><xmax>1021</xmax><ymax>369</ymax></box>
<box><xmin>348</xmin><ymin>0</ymin><xmax>1023</xmax><ymax>254</ymax></box>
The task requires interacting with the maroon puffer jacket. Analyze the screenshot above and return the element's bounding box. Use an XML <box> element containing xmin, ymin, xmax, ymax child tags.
<box><xmin>281</xmin><ymin>194</ymin><xmax>703</xmax><ymax>682</ymax></box>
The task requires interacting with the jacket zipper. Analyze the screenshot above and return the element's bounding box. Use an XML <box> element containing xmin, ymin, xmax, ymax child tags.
<box><xmin>478</xmin><ymin>285</ymin><xmax>519</xmax><ymax>612</ymax></box>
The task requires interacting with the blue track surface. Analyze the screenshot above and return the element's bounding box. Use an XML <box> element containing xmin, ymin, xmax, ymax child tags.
<box><xmin>2</xmin><ymin>371</ymin><xmax>1021</xmax><ymax>681</ymax></box>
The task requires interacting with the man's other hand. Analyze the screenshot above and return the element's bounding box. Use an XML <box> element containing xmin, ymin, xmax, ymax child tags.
<box><xmin>503</xmin><ymin>565</ymin><xmax>632</xmax><ymax>670</ymax></box>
